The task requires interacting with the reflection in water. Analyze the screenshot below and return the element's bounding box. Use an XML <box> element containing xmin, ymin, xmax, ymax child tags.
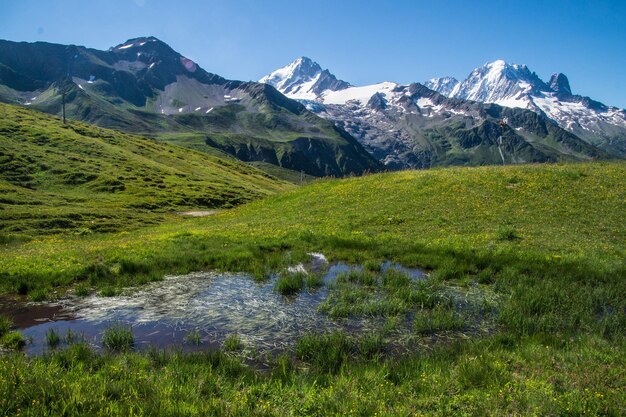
<box><xmin>4</xmin><ymin>258</ymin><xmax>426</xmax><ymax>355</ymax></box>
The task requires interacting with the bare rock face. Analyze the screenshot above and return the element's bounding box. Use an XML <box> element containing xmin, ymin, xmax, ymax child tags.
<box><xmin>549</xmin><ymin>73</ymin><xmax>572</xmax><ymax>96</ymax></box>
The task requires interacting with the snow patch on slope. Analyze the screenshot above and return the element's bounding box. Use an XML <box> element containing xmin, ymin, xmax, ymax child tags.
<box><xmin>322</xmin><ymin>82</ymin><xmax>398</xmax><ymax>105</ymax></box>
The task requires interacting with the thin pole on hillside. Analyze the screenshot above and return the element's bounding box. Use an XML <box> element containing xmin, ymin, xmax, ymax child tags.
<box><xmin>62</xmin><ymin>91</ymin><xmax>66</xmax><ymax>124</ymax></box>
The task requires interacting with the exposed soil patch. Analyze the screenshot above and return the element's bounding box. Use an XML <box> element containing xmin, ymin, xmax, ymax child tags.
<box><xmin>179</xmin><ymin>210</ymin><xmax>219</xmax><ymax>217</ymax></box>
<box><xmin>0</xmin><ymin>296</ymin><xmax>74</xmax><ymax>328</ymax></box>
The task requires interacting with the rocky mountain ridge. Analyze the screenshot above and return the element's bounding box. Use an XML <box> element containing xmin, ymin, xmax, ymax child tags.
<box><xmin>261</xmin><ymin>57</ymin><xmax>614</xmax><ymax>168</ymax></box>
<box><xmin>0</xmin><ymin>38</ymin><xmax>382</xmax><ymax>177</ymax></box>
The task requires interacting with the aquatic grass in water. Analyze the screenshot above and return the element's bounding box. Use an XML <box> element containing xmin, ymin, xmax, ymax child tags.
<box><xmin>0</xmin><ymin>315</ymin><xmax>11</xmax><ymax>337</ymax></box>
<box><xmin>274</xmin><ymin>270</ymin><xmax>324</xmax><ymax>295</ymax></box>
<box><xmin>184</xmin><ymin>329</ymin><xmax>202</xmax><ymax>346</ymax></box>
<box><xmin>320</xmin><ymin>269</ymin><xmax>431</xmax><ymax>318</ymax></box>
<box><xmin>382</xmin><ymin>269</ymin><xmax>412</xmax><ymax>289</ymax></box>
<box><xmin>100</xmin><ymin>286</ymin><xmax>122</xmax><ymax>297</ymax></box>
<box><xmin>337</xmin><ymin>270</ymin><xmax>377</xmax><ymax>286</ymax></box>
<box><xmin>363</xmin><ymin>260</ymin><xmax>382</xmax><ymax>272</ymax></box>
<box><xmin>251</xmin><ymin>266</ymin><xmax>271</xmax><ymax>283</ymax></box>
<box><xmin>46</xmin><ymin>328</ymin><xmax>60</xmax><ymax>348</ymax></box>
<box><xmin>414</xmin><ymin>305</ymin><xmax>465</xmax><ymax>335</ymax></box>
<box><xmin>273</xmin><ymin>272</ymin><xmax>305</xmax><ymax>295</ymax></box>
<box><xmin>304</xmin><ymin>273</ymin><xmax>324</xmax><ymax>289</ymax></box>
<box><xmin>64</xmin><ymin>329</ymin><xmax>83</xmax><ymax>345</ymax></box>
<box><xmin>102</xmin><ymin>324</ymin><xmax>134</xmax><ymax>352</ymax></box>
<box><xmin>15</xmin><ymin>260</ymin><xmax>498</xmax><ymax>357</ymax></box>
<box><xmin>224</xmin><ymin>334</ymin><xmax>244</xmax><ymax>352</ymax></box>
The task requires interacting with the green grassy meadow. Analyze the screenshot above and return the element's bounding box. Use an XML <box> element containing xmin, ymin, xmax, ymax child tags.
<box><xmin>0</xmin><ymin>103</ymin><xmax>291</xmax><ymax>238</ymax></box>
<box><xmin>2</xmin><ymin>161</ymin><xmax>623</xmax><ymax>296</ymax></box>
<box><xmin>0</xmin><ymin>115</ymin><xmax>624</xmax><ymax>417</ymax></box>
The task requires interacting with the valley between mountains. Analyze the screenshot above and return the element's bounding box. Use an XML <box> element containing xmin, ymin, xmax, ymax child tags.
<box><xmin>0</xmin><ymin>36</ymin><xmax>624</xmax><ymax>417</ymax></box>
<box><xmin>1</xmin><ymin>37</ymin><xmax>625</xmax><ymax>177</ymax></box>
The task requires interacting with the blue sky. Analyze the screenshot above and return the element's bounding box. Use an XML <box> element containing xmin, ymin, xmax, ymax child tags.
<box><xmin>1</xmin><ymin>0</ymin><xmax>624</xmax><ymax>107</ymax></box>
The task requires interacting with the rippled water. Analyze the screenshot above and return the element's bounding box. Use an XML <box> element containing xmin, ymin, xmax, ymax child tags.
<box><xmin>3</xmin><ymin>256</ymin><xmax>426</xmax><ymax>355</ymax></box>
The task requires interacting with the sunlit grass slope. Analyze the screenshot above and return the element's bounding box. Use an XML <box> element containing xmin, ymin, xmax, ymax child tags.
<box><xmin>212</xmin><ymin>161</ymin><xmax>624</xmax><ymax>259</ymax></box>
<box><xmin>1</xmin><ymin>160</ymin><xmax>624</xmax><ymax>416</ymax></box>
<box><xmin>0</xmin><ymin>103</ymin><xmax>291</xmax><ymax>237</ymax></box>
<box><xmin>2</xmin><ymin>162</ymin><xmax>624</xmax><ymax>324</ymax></box>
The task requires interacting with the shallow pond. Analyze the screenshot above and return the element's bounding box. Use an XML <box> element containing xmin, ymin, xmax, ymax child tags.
<box><xmin>2</xmin><ymin>256</ymin><xmax>426</xmax><ymax>356</ymax></box>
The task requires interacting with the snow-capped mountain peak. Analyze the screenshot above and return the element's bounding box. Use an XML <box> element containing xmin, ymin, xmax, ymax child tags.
<box><xmin>260</xmin><ymin>57</ymin><xmax>320</xmax><ymax>90</ymax></box>
<box><xmin>426</xmin><ymin>60</ymin><xmax>549</xmax><ymax>109</ymax></box>
<box><xmin>424</xmin><ymin>76</ymin><xmax>459</xmax><ymax>97</ymax></box>
<box><xmin>260</xmin><ymin>57</ymin><xmax>350</xmax><ymax>100</ymax></box>
<box><xmin>261</xmin><ymin>55</ymin><xmax>624</xmax><ymax>168</ymax></box>
<box><xmin>453</xmin><ymin>59</ymin><xmax>546</xmax><ymax>107</ymax></box>
<box><xmin>425</xmin><ymin>60</ymin><xmax>626</xmax><ymax>156</ymax></box>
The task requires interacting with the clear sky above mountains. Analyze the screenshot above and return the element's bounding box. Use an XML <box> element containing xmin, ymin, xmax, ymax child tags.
<box><xmin>0</xmin><ymin>0</ymin><xmax>624</xmax><ymax>108</ymax></box>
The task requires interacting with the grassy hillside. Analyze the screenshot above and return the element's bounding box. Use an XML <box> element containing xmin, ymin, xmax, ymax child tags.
<box><xmin>161</xmin><ymin>97</ymin><xmax>382</xmax><ymax>177</ymax></box>
<box><xmin>246</xmin><ymin>161</ymin><xmax>318</xmax><ymax>184</ymax></box>
<box><xmin>0</xmin><ymin>39</ymin><xmax>383</xmax><ymax>177</ymax></box>
<box><xmin>0</xmin><ymin>103</ymin><xmax>291</xmax><ymax>237</ymax></box>
<box><xmin>1</xmin><ymin>161</ymin><xmax>624</xmax><ymax>415</ymax></box>
<box><xmin>21</xmin><ymin>82</ymin><xmax>383</xmax><ymax>178</ymax></box>
<box><xmin>1</xmin><ymin>160</ymin><xmax>623</xmax><ymax>308</ymax></box>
